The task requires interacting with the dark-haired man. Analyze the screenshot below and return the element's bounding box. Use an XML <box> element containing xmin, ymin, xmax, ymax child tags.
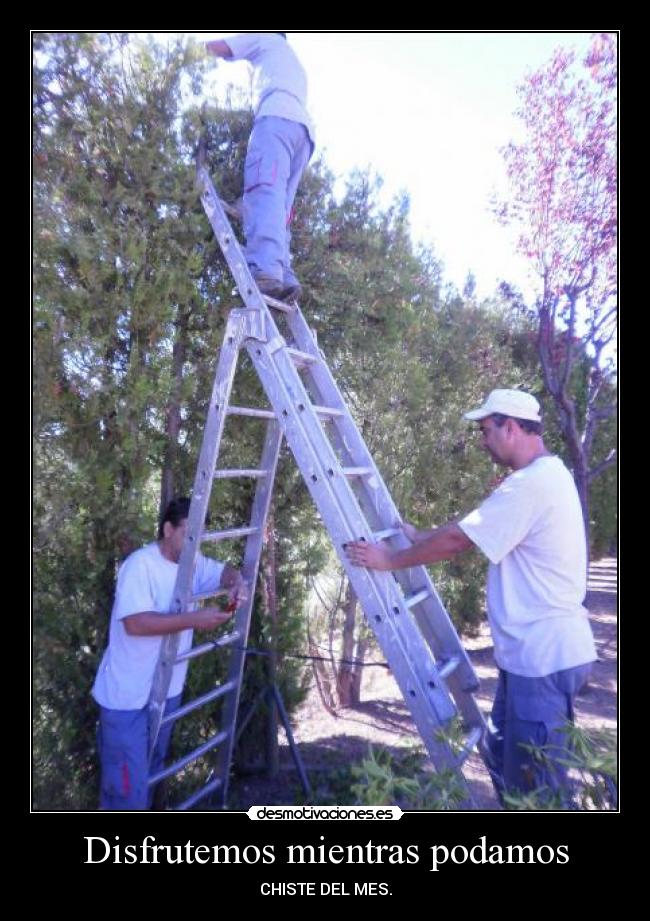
<box><xmin>346</xmin><ymin>390</ymin><xmax>597</xmax><ymax>806</ymax></box>
<box><xmin>206</xmin><ymin>32</ymin><xmax>315</xmax><ymax>301</ymax></box>
<box><xmin>92</xmin><ymin>497</ymin><xmax>247</xmax><ymax>810</ymax></box>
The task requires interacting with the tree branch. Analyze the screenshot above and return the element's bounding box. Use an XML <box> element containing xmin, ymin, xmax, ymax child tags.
<box><xmin>589</xmin><ymin>304</ymin><xmax>617</xmax><ymax>341</ymax></box>
<box><xmin>588</xmin><ymin>450</ymin><xmax>617</xmax><ymax>481</ymax></box>
<box><xmin>559</xmin><ymin>290</ymin><xmax>578</xmax><ymax>394</ymax></box>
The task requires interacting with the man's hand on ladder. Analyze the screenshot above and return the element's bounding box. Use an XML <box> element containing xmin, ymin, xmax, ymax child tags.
<box><xmin>230</xmin><ymin>579</ymin><xmax>249</xmax><ymax>608</ymax></box>
<box><xmin>192</xmin><ymin>607</ymin><xmax>236</xmax><ymax>631</ymax></box>
<box><xmin>345</xmin><ymin>540</ymin><xmax>393</xmax><ymax>571</ymax></box>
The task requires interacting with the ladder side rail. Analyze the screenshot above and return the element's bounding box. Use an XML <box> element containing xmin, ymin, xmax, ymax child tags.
<box><xmin>210</xmin><ymin>418</ymin><xmax>285</xmax><ymax>808</ymax></box>
<box><xmin>284</xmin><ymin>307</ymin><xmax>414</xmax><ymax>534</ymax></box>
<box><xmin>284</xmin><ymin>307</ymin><xmax>483</xmax><ymax>719</ymax></box>
<box><xmin>245</xmin><ymin>339</ymin><xmax>470</xmax><ymax>778</ymax></box>
<box><xmin>148</xmin><ymin>311</ymin><xmax>247</xmax><ymax>755</ymax></box>
<box><xmin>247</xmin><ymin>334</ymin><xmax>463</xmax><ymax>709</ymax></box>
<box><xmin>392</xmin><ymin>565</ymin><xmax>487</xmax><ymax>732</ymax></box>
<box><xmin>198</xmin><ymin>168</ymin><xmax>282</xmax><ymax>319</ymax></box>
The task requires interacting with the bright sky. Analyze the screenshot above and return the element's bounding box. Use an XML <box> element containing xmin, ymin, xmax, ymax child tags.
<box><xmin>188</xmin><ymin>31</ymin><xmax>596</xmax><ymax>300</ymax></box>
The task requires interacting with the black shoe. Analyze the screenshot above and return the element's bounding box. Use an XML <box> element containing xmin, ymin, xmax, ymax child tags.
<box><xmin>252</xmin><ymin>273</ymin><xmax>286</xmax><ymax>299</ymax></box>
<box><xmin>281</xmin><ymin>283</ymin><xmax>303</xmax><ymax>301</ymax></box>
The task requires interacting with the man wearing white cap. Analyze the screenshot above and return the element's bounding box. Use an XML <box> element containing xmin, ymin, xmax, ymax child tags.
<box><xmin>346</xmin><ymin>389</ymin><xmax>597</xmax><ymax>806</ymax></box>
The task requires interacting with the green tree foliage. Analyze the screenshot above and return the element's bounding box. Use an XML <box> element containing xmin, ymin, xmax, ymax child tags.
<box><xmin>34</xmin><ymin>32</ymin><xmax>213</xmax><ymax>807</ymax></box>
<box><xmin>343</xmin><ymin>724</ymin><xmax>616</xmax><ymax>811</ymax></box>
<box><xmin>33</xmin><ymin>33</ymin><xmax>272</xmax><ymax>807</ymax></box>
<box><xmin>32</xmin><ymin>33</ymin><xmax>327</xmax><ymax>807</ymax></box>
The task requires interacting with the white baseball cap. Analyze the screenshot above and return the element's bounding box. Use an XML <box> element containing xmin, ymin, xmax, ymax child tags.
<box><xmin>463</xmin><ymin>389</ymin><xmax>542</xmax><ymax>422</ymax></box>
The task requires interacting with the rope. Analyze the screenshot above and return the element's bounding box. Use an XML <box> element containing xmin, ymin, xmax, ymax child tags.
<box><xmin>209</xmin><ymin>641</ymin><xmax>390</xmax><ymax>669</ymax></box>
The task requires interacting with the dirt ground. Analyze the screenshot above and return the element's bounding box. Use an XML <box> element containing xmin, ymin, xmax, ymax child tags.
<box><xmin>230</xmin><ymin>556</ymin><xmax>617</xmax><ymax>810</ymax></box>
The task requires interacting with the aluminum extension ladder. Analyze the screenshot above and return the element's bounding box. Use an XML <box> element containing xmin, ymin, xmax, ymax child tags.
<box><xmin>146</xmin><ymin>166</ymin><xmax>488</xmax><ymax>810</ymax></box>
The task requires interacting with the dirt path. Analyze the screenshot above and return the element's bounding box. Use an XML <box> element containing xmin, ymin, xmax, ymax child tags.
<box><xmin>231</xmin><ymin>556</ymin><xmax>617</xmax><ymax>809</ymax></box>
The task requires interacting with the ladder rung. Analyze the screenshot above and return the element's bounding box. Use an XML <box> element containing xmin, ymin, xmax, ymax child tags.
<box><xmin>456</xmin><ymin>726</ymin><xmax>484</xmax><ymax>766</ymax></box>
<box><xmin>287</xmin><ymin>347</ymin><xmax>318</xmax><ymax>365</ymax></box>
<box><xmin>227</xmin><ymin>406</ymin><xmax>276</xmax><ymax>420</ymax></box>
<box><xmin>174</xmin><ymin>630</ymin><xmax>241</xmax><ymax>663</ymax></box>
<box><xmin>201</xmin><ymin>526</ymin><xmax>260</xmax><ymax>543</ymax></box>
<box><xmin>404</xmin><ymin>588</ymin><xmax>431</xmax><ymax>609</ymax></box>
<box><xmin>214</xmin><ymin>468</ymin><xmax>268</xmax><ymax>479</ymax></box>
<box><xmin>342</xmin><ymin>466</ymin><xmax>374</xmax><ymax>477</ymax></box>
<box><xmin>176</xmin><ymin>776</ymin><xmax>223</xmax><ymax>811</ymax></box>
<box><xmin>219</xmin><ymin>198</ymin><xmax>241</xmax><ymax>220</ymax></box>
<box><xmin>160</xmin><ymin>680</ymin><xmax>237</xmax><ymax>726</ymax></box>
<box><xmin>313</xmin><ymin>404</ymin><xmax>345</xmax><ymax>419</ymax></box>
<box><xmin>261</xmin><ymin>293</ymin><xmax>295</xmax><ymax>313</ymax></box>
<box><xmin>148</xmin><ymin>729</ymin><xmax>230</xmax><ymax>785</ymax></box>
<box><xmin>373</xmin><ymin>527</ymin><xmax>401</xmax><ymax>541</ymax></box>
<box><xmin>436</xmin><ymin>655</ymin><xmax>461</xmax><ymax>680</ymax></box>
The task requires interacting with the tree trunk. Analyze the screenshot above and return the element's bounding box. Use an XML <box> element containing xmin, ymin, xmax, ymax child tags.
<box><xmin>350</xmin><ymin>637</ymin><xmax>367</xmax><ymax>705</ymax></box>
<box><xmin>573</xmin><ymin>460</ymin><xmax>591</xmax><ymax>569</ymax></box>
<box><xmin>93</xmin><ymin>513</ymin><xmax>118</xmax><ymax>648</ymax></box>
<box><xmin>556</xmin><ymin>402</ymin><xmax>592</xmax><ymax>563</ymax></box>
<box><xmin>337</xmin><ymin>582</ymin><xmax>358</xmax><ymax>708</ymax></box>
<box><xmin>94</xmin><ymin>338</ymin><xmax>123</xmax><ymax>641</ymax></box>
<box><xmin>538</xmin><ymin>317</ymin><xmax>592</xmax><ymax>560</ymax></box>
<box><xmin>309</xmin><ymin>641</ymin><xmax>338</xmax><ymax>715</ymax></box>
<box><xmin>160</xmin><ymin>305</ymin><xmax>189</xmax><ymax>512</ymax></box>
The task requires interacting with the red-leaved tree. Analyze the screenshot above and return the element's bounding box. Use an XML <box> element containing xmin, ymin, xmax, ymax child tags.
<box><xmin>495</xmin><ymin>33</ymin><xmax>617</xmax><ymax>545</ymax></box>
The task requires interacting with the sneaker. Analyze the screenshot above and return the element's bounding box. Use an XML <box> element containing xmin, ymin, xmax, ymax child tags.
<box><xmin>281</xmin><ymin>282</ymin><xmax>303</xmax><ymax>301</ymax></box>
<box><xmin>252</xmin><ymin>273</ymin><xmax>285</xmax><ymax>299</ymax></box>
<box><xmin>231</xmin><ymin>196</ymin><xmax>244</xmax><ymax>221</ymax></box>
<box><xmin>221</xmin><ymin>197</ymin><xmax>243</xmax><ymax>222</ymax></box>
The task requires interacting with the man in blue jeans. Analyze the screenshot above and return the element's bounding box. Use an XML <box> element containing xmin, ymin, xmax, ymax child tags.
<box><xmin>92</xmin><ymin>497</ymin><xmax>247</xmax><ymax>809</ymax></box>
<box><xmin>346</xmin><ymin>389</ymin><xmax>597</xmax><ymax>807</ymax></box>
<box><xmin>206</xmin><ymin>32</ymin><xmax>315</xmax><ymax>301</ymax></box>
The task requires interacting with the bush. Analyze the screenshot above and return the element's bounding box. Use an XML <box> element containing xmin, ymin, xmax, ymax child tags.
<box><xmin>344</xmin><ymin>723</ymin><xmax>617</xmax><ymax>811</ymax></box>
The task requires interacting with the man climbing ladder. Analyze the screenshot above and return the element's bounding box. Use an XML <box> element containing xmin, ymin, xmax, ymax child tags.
<box><xmin>206</xmin><ymin>32</ymin><xmax>315</xmax><ymax>301</ymax></box>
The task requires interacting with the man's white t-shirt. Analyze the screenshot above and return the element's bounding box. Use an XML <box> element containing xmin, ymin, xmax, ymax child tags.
<box><xmin>224</xmin><ymin>33</ymin><xmax>315</xmax><ymax>147</ymax></box>
<box><xmin>92</xmin><ymin>543</ymin><xmax>224</xmax><ymax>710</ymax></box>
<box><xmin>459</xmin><ymin>456</ymin><xmax>597</xmax><ymax>678</ymax></box>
